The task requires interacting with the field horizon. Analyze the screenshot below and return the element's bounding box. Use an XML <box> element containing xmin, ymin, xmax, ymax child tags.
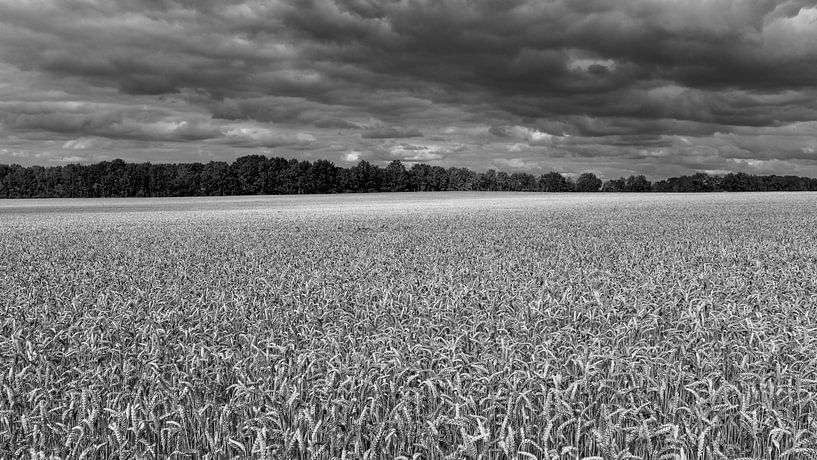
<box><xmin>2</xmin><ymin>190</ymin><xmax>816</xmax><ymax>215</ymax></box>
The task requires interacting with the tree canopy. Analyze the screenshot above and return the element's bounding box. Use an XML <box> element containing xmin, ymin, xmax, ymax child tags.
<box><xmin>0</xmin><ymin>156</ymin><xmax>814</xmax><ymax>198</ymax></box>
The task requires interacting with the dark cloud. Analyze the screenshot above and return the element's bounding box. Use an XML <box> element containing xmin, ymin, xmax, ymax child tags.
<box><xmin>1</xmin><ymin>0</ymin><xmax>817</xmax><ymax>177</ymax></box>
<box><xmin>313</xmin><ymin>118</ymin><xmax>360</xmax><ymax>129</ymax></box>
<box><xmin>361</xmin><ymin>126</ymin><xmax>423</xmax><ymax>139</ymax></box>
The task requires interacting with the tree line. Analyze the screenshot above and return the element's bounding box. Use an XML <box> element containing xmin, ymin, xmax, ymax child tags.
<box><xmin>1</xmin><ymin>155</ymin><xmax>816</xmax><ymax>198</ymax></box>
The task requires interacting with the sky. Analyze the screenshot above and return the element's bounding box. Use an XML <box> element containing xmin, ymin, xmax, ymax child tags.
<box><xmin>1</xmin><ymin>0</ymin><xmax>817</xmax><ymax>179</ymax></box>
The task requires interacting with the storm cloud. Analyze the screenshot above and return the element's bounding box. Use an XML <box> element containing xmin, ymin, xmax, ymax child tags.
<box><xmin>361</xmin><ymin>126</ymin><xmax>424</xmax><ymax>139</ymax></box>
<box><xmin>1</xmin><ymin>0</ymin><xmax>817</xmax><ymax>177</ymax></box>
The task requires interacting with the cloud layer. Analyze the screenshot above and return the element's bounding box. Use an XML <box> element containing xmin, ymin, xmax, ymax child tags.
<box><xmin>1</xmin><ymin>0</ymin><xmax>817</xmax><ymax>177</ymax></box>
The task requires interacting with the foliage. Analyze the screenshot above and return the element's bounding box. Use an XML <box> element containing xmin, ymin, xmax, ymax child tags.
<box><xmin>3</xmin><ymin>156</ymin><xmax>813</xmax><ymax>198</ymax></box>
<box><xmin>2</xmin><ymin>192</ymin><xmax>817</xmax><ymax>458</ymax></box>
<box><xmin>574</xmin><ymin>173</ymin><xmax>603</xmax><ymax>192</ymax></box>
<box><xmin>539</xmin><ymin>172</ymin><xmax>573</xmax><ymax>192</ymax></box>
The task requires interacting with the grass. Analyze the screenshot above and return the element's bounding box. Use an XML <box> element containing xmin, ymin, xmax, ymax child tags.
<box><xmin>2</xmin><ymin>192</ymin><xmax>817</xmax><ymax>459</ymax></box>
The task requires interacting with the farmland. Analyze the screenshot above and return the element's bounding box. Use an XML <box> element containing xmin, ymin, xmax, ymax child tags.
<box><xmin>2</xmin><ymin>192</ymin><xmax>817</xmax><ymax>459</ymax></box>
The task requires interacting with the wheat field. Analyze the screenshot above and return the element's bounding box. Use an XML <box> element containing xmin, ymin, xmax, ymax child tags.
<box><xmin>2</xmin><ymin>192</ymin><xmax>817</xmax><ymax>459</ymax></box>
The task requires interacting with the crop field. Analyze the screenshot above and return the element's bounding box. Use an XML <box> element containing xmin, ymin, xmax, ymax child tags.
<box><xmin>2</xmin><ymin>191</ymin><xmax>817</xmax><ymax>459</ymax></box>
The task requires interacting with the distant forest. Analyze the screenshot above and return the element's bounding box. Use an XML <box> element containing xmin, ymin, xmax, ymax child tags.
<box><xmin>1</xmin><ymin>155</ymin><xmax>816</xmax><ymax>198</ymax></box>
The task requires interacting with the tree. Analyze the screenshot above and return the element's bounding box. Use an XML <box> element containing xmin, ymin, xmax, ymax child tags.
<box><xmin>347</xmin><ymin>160</ymin><xmax>382</xmax><ymax>192</ymax></box>
<box><xmin>509</xmin><ymin>172</ymin><xmax>537</xmax><ymax>191</ymax></box>
<box><xmin>654</xmin><ymin>172</ymin><xmax>717</xmax><ymax>192</ymax></box>
<box><xmin>495</xmin><ymin>171</ymin><xmax>511</xmax><ymax>191</ymax></box>
<box><xmin>625</xmin><ymin>175</ymin><xmax>652</xmax><ymax>192</ymax></box>
<box><xmin>447</xmin><ymin>167</ymin><xmax>476</xmax><ymax>190</ymax></box>
<box><xmin>721</xmin><ymin>172</ymin><xmax>753</xmax><ymax>192</ymax></box>
<box><xmin>477</xmin><ymin>169</ymin><xmax>499</xmax><ymax>191</ymax></box>
<box><xmin>123</xmin><ymin>162</ymin><xmax>151</xmax><ymax>197</ymax></box>
<box><xmin>4</xmin><ymin>164</ymin><xmax>35</xmax><ymax>198</ymax></box>
<box><xmin>310</xmin><ymin>159</ymin><xmax>339</xmax><ymax>193</ymax></box>
<box><xmin>263</xmin><ymin>157</ymin><xmax>290</xmax><ymax>194</ymax></box>
<box><xmin>575</xmin><ymin>172</ymin><xmax>602</xmax><ymax>192</ymax></box>
<box><xmin>384</xmin><ymin>160</ymin><xmax>409</xmax><ymax>192</ymax></box>
<box><xmin>602</xmin><ymin>178</ymin><xmax>626</xmax><ymax>192</ymax></box>
<box><xmin>289</xmin><ymin>160</ymin><xmax>314</xmax><ymax>194</ymax></box>
<box><xmin>429</xmin><ymin>166</ymin><xmax>449</xmax><ymax>191</ymax></box>
<box><xmin>3</xmin><ymin>155</ymin><xmax>815</xmax><ymax>197</ymax></box>
<box><xmin>149</xmin><ymin>164</ymin><xmax>177</xmax><ymax>197</ymax></box>
<box><xmin>231</xmin><ymin>155</ymin><xmax>266</xmax><ymax>194</ymax></box>
<box><xmin>200</xmin><ymin>161</ymin><xmax>233</xmax><ymax>196</ymax></box>
<box><xmin>172</xmin><ymin>162</ymin><xmax>202</xmax><ymax>196</ymax></box>
<box><xmin>538</xmin><ymin>172</ymin><xmax>571</xmax><ymax>192</ymax></box>
<box><xmin>408</xmin><ymin>164</ymin><xmax>433</xmax><ymax>191</ymax></box>
<box><xmin>276</xmin><ymin>159</ymin><xmax>306</xmax><ymax>194</ymax></box>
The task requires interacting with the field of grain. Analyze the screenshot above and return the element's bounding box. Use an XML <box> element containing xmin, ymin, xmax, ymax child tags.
<box><xmin>2</xmin><ymin>192</ymin><xmax>817</xmax><ymax>459</ymax></box>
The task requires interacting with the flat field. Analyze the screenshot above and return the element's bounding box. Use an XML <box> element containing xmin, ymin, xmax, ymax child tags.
<box><xmin>2</xmin><ymin>192</ymin><xmax>817</xmax><ymax>459</ymax></box>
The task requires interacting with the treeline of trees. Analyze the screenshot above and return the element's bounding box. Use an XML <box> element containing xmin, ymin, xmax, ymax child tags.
<box><xmin>1</xmin><ymin>156</ymin><xmax>816</xmax><ymax>198</ymax></box>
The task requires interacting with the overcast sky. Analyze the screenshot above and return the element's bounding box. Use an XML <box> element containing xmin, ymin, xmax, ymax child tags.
<box><xmin>2</xmin><ymin>0</ymin><xmax>817</xmax><ymax>178</ymax></box>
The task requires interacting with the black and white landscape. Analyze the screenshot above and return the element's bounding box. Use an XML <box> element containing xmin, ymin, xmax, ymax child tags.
<box><xmin>2</xmin><ymin>1</ymin><xmax>817</xmax><ymax>459</ymax></box>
